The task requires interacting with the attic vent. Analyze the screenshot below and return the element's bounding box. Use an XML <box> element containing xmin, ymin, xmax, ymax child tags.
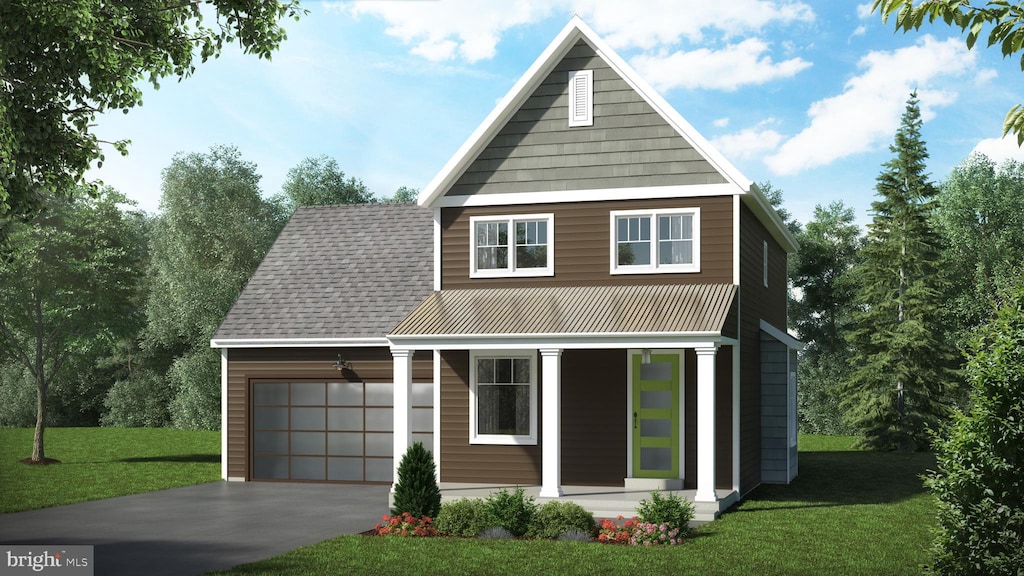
<box><xmin>568</xmin><ymin>69</ymin><xmax>593</xmax><ymax>127</ymax></box>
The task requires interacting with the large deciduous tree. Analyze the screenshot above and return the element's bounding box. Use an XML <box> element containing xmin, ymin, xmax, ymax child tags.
<box><xmin>843</xmin><ymin>93</ymin><xmax>958</xmax><ymax>451</ymax></box>
<box><xmin>0</xmin><ymin>0</ymin><xmax>303</xmax><ymax>234</ymax></box>
<box><xmin>874</xmin><ymin>0</ymin><xmax>1024</xmax><ymax>144</ymax></box>
<box><xmin>145</xmin><ymin>145</ymin><xmax>285</xmax><ymax>429</ymax></box>
<box><xmin>276</xmin><ymin>155</ymin><xmax>373</xmax><ymax>212</ymax></box>
<box><xmin>0</xmin><ymin>188</ymin><xmax>146</xmax><ymax>462</ymax></box>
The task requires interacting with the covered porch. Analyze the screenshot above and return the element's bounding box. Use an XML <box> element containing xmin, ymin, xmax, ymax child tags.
<box><xmin>388</xmin><ymin>284</ymin><xmax>741</xmax><ymax>518</ymax></box>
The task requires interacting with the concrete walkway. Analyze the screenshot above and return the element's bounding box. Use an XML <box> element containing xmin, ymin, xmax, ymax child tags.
<box><xmin>0</xmin><ymin>481</ymin><xmax>390</xmax><ymax>576</ymax></box>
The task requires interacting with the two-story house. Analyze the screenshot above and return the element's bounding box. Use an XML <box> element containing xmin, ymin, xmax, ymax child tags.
<box><xmin>212</xmin><ymin>17</ymin><xmax>800</xmax><ymax>520</ymax></box>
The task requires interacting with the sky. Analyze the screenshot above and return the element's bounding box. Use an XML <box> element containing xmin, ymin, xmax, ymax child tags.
<box><xmin>89</xmin><ymin>0</ymin><xmax>1024</xmax><ymax>228</ymax></box>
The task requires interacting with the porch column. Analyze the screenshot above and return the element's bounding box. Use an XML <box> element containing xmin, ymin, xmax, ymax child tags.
<box><xmin>695</xmin><ymin>345</ymin><xmax>719</xmax><ymax>503</ymax></box>
<box><xmin>391</xmin><ymin>349</ymin><xmax>414</xmax><ymax>492</ymax></box>
<box><xmin>539</xmin><ymin>348</ymin><xmax>563</xmax><ymax>498</ymax></box>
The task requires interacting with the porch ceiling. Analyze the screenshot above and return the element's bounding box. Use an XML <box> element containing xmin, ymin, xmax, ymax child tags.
<box><xmin>390</xmin><ymin>283</ymin><xmax>736</xmax><ymax>340</ymax></box>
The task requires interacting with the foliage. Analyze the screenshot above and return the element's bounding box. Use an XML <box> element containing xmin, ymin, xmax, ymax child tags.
<box><xmin>101</xmin><ymin>370</ymin><xmax>171</xmax><ymax>428</ymax></box>
<box><xmin>797</xmin><ymin>353</ymin><xmax>855</xmax><ymax>435</ymax></box>
<box><xmin>385</xmin><ymin>186</ymin><xmax>420</xmax><ymax>203</ymax></box>
<box><xmin>635</xmin><ymin>491</ymin><xmax>694</xmax><ymax>534</ymax></box>
<box><xmin>0</xmin><ymin>362</ymin><xmax>37</xmax><ymax>427</ymax></box>
<box><xmin>145</xmin><ymin>145</ymin><xmax>285</xmax><ymax>429</ymax></box>
<box><xmin>874</xmin><ymin>0</ymin><xmax>1024</xmax><ymax>144</ymax></box>
<box><xmin>934</xmin><ymin>153</ymin><xmax>1024</xmax><ymax>350</ymax></box>
<box><xmin>435</xmin><ymin>498</ymin><xmax>493</xmax><ymax>537</ymax></box>
<box><xmin>390</xmin><ymin>442</ymin><xmax>442</xmax><ymax>519</ymax></box>
<box><xmin>0</xmin><ymin>188</ymin><xmax>147</xmax><ymax>460</ymax></box>
<box><xmin>926</xmin><ymin>273</ymin><xmax>1024</xmax><ymax>575</ymax></box>
<box><xmin>0</xmin><ymin>0</ymin><xmax>303</xmax><ymax>234</ymax></box>
<box><xmin>527</xmin><ymin>501</ymin><xmax>596</xmax><ymax>539</ymax></box>
<box><xmin>630</xmin><ymin>522</ymin><xmax>685</xmax><ymax>546</ymax></box>
<box><xmin>556</xmin><ymin>529</ymin><xmax>593</xmax><ymax>542</ymax></box>
<box><xmin>276</xmin><ymin>155</ymin><xmax>374</xmax><ymax>212</ymax></box>
<box><xmin>484</xmin><ymin>487</ymin><xmax>538</xmax><ymax>537</ymax></box>
<box><xmin>757</xmin><ymin>180</ymin><xmax>802</xmax><ymax>235</ymax></box>
<box><xmin>843</xmin><ymin>93</ymin><xmax>958</xmax><ymax>451</ymax></box>
<box><xmin>478</xmin><ymin>526</ymin><xmax>515</xmax><ymax>540</ymax></box>
<box><xmin>374</xmin><ymin>513</ymin><xmax>438</xmax><ymax>537</ymax></box>
<box><xmin>597</xmin><ymin>516</ymin><xmax>639</xmax><ymax>544</ymax></box>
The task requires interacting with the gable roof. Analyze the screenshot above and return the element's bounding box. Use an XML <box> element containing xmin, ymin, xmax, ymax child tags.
<box><xmin>417</xmin><ymin>16</ymin><xmax>798</xmax><ymax>254</ymax></box>
<box><xmin>211</xmin><ymin>203</ymin><xmax>433</xmax><ymax>347</ymax></box>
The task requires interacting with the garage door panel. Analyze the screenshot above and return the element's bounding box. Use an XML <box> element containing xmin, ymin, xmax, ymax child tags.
<box><xmin>290</xmin><ymin>407</ymin><xmax>325</xmax><ymax>430</ymax></box>
<box><xmin>291</xmin><ymin>456</ymin><xmax>326</xmax><ymax>480</ymax></box>
<box><xmin>291</xmin><ymin>431</ymin><xmax>326</xmax><ymax>455</ymax></box>
<box><xmin>365</xmin><ymin>383</ymin><xmax>392</xmax><ymax>406</ymax></box>
<box><xmin>328</xmin><ymin>382</ymin><xmax>362</xmax><ymax>405</ymax></box>
<box><xmin>328</xmin><ymin>408</ymin><xmax>362</xmax><ymax>430</ymax></box>
<box><xmin>365</xmin><ymin>458</ymin><xmax>393</xmax><ymax>482</ymax></box>
<box><xmin>291</xmin><ymin>382</ymin><xmax>326</xmax><ymax>405</ymax></box>
<box><xmin>365</xmin><ymin>408</ymin><xmax>392</xmax><ymax>431</ymax></box>
<box><xmin>254</xmin><ymin>407</ymin><xmax>288</xmax><ymax>429</ymax></box>
<box><xmin>254</xmin><ymin>383</ymin><xmax>288</xmax><ymax>405</ymax></box>
<box><xmin>255</xmin><ymin>431</ymin><xmax>288</xmax><ymax>453</ymax></box>
<box><xmin>328</xmin><ymin>458</ymin><xmax>363</xmax><ymax>481</ymax></box>
<box><xmin>365</xmin><ymin>433</ymin><xmax>392</xmax><ymax>457</ymax></box>
<box><xmin>254</xmin><ymin>456</ymin><xmax>288</xmax><ymax>479</ymax></box>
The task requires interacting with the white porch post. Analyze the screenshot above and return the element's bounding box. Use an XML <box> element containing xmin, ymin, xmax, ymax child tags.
<box><xmin>220</xmin><ymin>348</ymin><xmax>228</xmax><ymax>481</ymax></box>
<box><xmin>392</xmin><ymin>349</ymin><xmax>414</xmax><ymax>492</ymax></box>
<box><xmin>695</xmin><ymin>345</ymin><xmax>719</xmax><ymax>503</ymax></box>
<box><xmin>539</xmin><ymin>348</ymin><xmax>563</xmax><ymax>498</ymax></box>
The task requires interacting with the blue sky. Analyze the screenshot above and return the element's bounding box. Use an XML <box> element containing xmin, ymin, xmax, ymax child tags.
<box><xmin>90</xmin><ymin>1</ymin><xmax>1024</xmax><ymax>228</ymax></box>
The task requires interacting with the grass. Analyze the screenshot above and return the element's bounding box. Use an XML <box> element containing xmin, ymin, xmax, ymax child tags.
<box><xmin>0</xmin><ymin>427</ymin><xmax>220</xmax><ymax>514</ymax></box>
<box><xmin>207</xmin><ymin>434</ymin><xmax>938</xmax><ymax>576</ymax></box>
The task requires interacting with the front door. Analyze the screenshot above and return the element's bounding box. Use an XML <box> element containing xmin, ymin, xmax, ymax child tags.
<box><xmin>631</xmin><ymin>353</ymin><xmax>680</xmax><ymax>479</ymax></box>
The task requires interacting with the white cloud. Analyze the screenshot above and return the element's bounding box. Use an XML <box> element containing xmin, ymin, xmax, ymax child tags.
<box><xmin>711</xmin><ymin>121</ymin><xmax>784</xmax><ymax>160</ymax></box>
<box><xmin>713</xmin><ymin>117</ymin><xmax>730</xmax><ymax>128</ymax></box>
<box><xmin>764</xmin><ymin>36</ymin><xmax>977</xmax><ymax>176</ymax></box>
<box><xmin>972</xmin><ymin>135</ymin><xmax>1024</xmax><ymax>164</ymax></box>
<box><xmin>850</xmin><ymin>25</ymin><xmax>867</xmax><ymax>40</ymax></box>
<box><xmin>346</xmin><ymin>0</ymin><xmax>815</xmax><ymax>62</ymax></box>
<box><xmin>631</xmin><ymin>38</ymin><xmax>812</xmax><ymax>92</ymax></box>
<box><xmin>856</xmin><ymin>3</ymin><xmax>874</xmax><ymax>19</ymax></box>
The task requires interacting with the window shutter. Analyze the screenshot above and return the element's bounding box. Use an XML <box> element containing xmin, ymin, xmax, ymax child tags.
<box><xmin>568</xmin><ymin>70</ymin><xmax>593</xmax><ymax>127</ymax></box>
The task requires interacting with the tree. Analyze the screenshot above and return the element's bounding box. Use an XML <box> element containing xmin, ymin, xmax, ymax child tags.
<box><xmin>926</xmin><ymin>272</ymin><xmax>1024</xmax><ymax>575</ymax></box>
<box><xmin>843</xmin><ymin>93</ymin><xmax>958</xmax><ymax>451</ymax></box>
<box><xmin>934</xmin><ymin>153</ymin><xmax>1024</xmax><ymax>346</ymax></box>
<box><xmin>790</xmin><ymin>201</ymin><xmax>863</xmax><ymax>434</ymax></box>
<box><xmin>145</xmin><ymin>145</ymin><xmax>285</xmax><ymax>429</ymax></box>
<box><xmin>384</xmin><ymin>186</ymin><xmax>419</xmax><ymax>204</ymax></box>
<box><xmin>757</xmin><ymin>180</ymin><xmax>802</xmax><ymax>236</ymax></box>
<box><xmin>0</xmin><ymin>188</ymin><xmax>146</xmax><ymax>462</ymax></box>
<box><xmin>276</xmin><ymin>155</ymin><xmax>373</xmax><ymax>212</ymax></box>
<box><xmin>0</xmin><ymin>1</ymin><xmax>303</xmax><ymax>235</ymax></box>
<box><xmin>874</xmin><ymin>0</ymin><xmax>1024</xmax><ymax>144</ymax></box>
<box><xmin>391</xmin><ymin>442</ymin><xmax>442</xmax><ymax>519</ymax></box>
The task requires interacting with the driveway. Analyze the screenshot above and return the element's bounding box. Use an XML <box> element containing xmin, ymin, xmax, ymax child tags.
<box><xmin>0</xmin><ymin>481</ymin><xmax>390</xmax><ymax>576</ymax></box>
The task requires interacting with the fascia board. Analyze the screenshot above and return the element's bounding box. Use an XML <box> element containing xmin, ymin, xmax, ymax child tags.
<box><xmin>388</xmin><ymin>332</ymin><xmax>729</xmax><ymax>350</ymax></box>
<box><xmin>434</xmin><ymin>183</ymin><xmax>740</xmax><ymax>208</ymax></box>
<box><xmin>759</xmin><ymin>319</ymin><xmax>804</xmax><ymax>350</ymax></box>
<box><xmin>210</xmin><ymin>338</ymin><xmax>390</xmax><ymax>349</ymax></box>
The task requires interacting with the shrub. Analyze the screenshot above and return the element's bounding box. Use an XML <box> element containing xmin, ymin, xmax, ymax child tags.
<box><xmin>435</xmin><ymin>498</ymin><xmax>492</xmax><ymax>537</ymax></box>
<box><xmin>391</xmin><ymin>442</ymin><xmax>441</xmax><ymax>518</ymax></box>
<box><xmin>484</xmin><ymin>487</ymin><xmax>537</xmax><ymax>537</ymax></box>
<box><xmin>527</xmin><ymin>500</ymin><xmax>596</xmax><ymax>539</ymax></box>
<box><xmin>597</xmin><ymin>516</ymin><xmax>639</xmax><ymax>544</ymax></box>
<box><xmin>557</xmin><ymin>529</ymin><xmax>594</xmax><ymax>542</ymax></box>
<box><xmin>375</xmin><ymin>512</ymin><xmax>437</xmax><ymax>537</ymax></box>
<box><xmin>927</xmin><ymin>275</ymin><xmax>1024</xmax><ymax>575</ymax></box>
<box><xmin>636</xmin><ymin>491</ymin><xmax>694</xmax><ymax>535</ymax></box>
<box><xmin>478</xmin><ymin>526</ymin><xmax>513</xmax><ymax>540</ymax></box>
<box><xmin>101</xmin><ymin>370</ymin><xmax>171</xmax><ymax>428</ymax></box>
<box><xmin>630</xmin><ymin>521</ymin><xmax>685</xmax><ymax>546</ymax></box>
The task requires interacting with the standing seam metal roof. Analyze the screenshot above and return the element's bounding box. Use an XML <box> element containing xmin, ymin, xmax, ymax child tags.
<box><xmin>390</xmin><ymin>284</ymin><xmax>737</xmax><ymax>337</ymax></box>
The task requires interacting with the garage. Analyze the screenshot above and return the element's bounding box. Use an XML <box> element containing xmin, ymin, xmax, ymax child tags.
<box><xmin>251</xmin><ymin>379</ymin><xmax>434</xmax><ymax>483</ymax></box>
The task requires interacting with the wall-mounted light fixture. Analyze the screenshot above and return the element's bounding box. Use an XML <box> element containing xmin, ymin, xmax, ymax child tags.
<box><xmin>332</xmin><ymin>355</ymin><xmax>350</xmax><ymax>371</ymax></box>
<box><xmin>641</xmin><ymin>349</ymin><xmax>651</xmax><ymax>365</ymax></box>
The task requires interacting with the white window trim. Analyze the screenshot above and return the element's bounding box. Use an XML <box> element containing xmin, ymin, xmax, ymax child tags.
<box><xmin>470</xmin><ymin>214</ymin><xmax>554</xmax><ymax>278</ymax></box>
<box><xmin>609</xmin><ymin>208</ymin><xmax>701</xmax><ymax>275</ymax></box>
<box><xmin>469</xmin><ymin>350</ymin><xmax>538</xmax><ymax>446</ymax></box>
<box><xmin>568</xmin><ymin>69</ymin><xmax>593</xmax><ymax>127</ymax></box>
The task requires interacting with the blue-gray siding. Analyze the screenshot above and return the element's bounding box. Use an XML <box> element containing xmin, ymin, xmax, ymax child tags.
<box><xmin>760</xmin><ymin>331</ymin><xmax>797</xmax><ymax>484</ymax></box>
<box><xmin>445</xmin><ymin>40</ymin><xmax>726</xmax><ymax>197</ymax></box>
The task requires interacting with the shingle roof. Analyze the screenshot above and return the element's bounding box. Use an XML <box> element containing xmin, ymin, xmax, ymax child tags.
<box><xmin>213</xmin><ymin>203</ymin><xmax>434</xmax><ymax>342</ymax></box>
<box><xmin>390</xmin><ymin>284</ymin><xmax>736</xmax><ymax>337</ymax></box>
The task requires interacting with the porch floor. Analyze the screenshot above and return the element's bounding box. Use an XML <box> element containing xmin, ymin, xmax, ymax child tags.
<box><xmin>438</xmin><ymin>483</ymin><xmax>739</xmax><ymax>523</ymax></box>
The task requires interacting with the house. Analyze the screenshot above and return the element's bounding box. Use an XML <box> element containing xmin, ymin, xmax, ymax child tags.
<box><xmin>211</xmin><ymin>17</ymin><xmax>800</xmax><ymax>520</ymax></box>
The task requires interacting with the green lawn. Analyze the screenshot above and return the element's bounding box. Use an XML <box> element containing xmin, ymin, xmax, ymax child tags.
<box><xmin>208</xmin><ymin>434</ymin><xmax>938</xmax><ymax>576</ymax></box>
<box><xmin>0</xmin><ymin>427</ymin><xmax>221</xmax><ymax>514</ymax></box>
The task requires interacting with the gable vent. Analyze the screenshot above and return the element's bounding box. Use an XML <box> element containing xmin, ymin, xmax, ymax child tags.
<box><xmin>568</xmin><ymin>69</ymin><xmax>593</xmax><ymax>127</ymax></box>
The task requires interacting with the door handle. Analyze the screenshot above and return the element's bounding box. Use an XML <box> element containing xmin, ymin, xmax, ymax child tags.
<box><xmin>633</xmin><ymin>411</ymin><xmax>638</xmax><ymax>429</ymax></box>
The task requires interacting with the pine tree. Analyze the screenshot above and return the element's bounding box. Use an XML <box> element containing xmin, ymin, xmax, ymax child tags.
<box><xmin>842</xmin><ymin>92</ymin><xmax>958</xmax><ymax>451</ymax></box>
<box><xmin>391</xmin><ymin>442</ymin><xmax>441</xmax><ymax>518</ymax></box>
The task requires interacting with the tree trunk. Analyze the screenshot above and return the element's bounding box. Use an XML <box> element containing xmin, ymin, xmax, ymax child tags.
<box><xmin>32</xmin><ymin>373</ymin><xmax>46</xmax><ymax>462</ymax></box>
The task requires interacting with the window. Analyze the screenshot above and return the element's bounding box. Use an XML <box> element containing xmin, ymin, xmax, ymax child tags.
<box><xmin>610</xmin><ymin>208</ymin><xmax>700</xmax><ymax>274</ymax></box>
<box><xmin>568</xmin><ymin>70</ymin><xmax>593</xmax><ymax>127</ymax></box>
<box><xmin>763</xmin><ymin>240</ymin><xmax>769</xmax><ymax>287</ymax></box>
<box><xmin>470</xmin><ymin>214</ymin><xmax>554</xmax><ymax>278</ymax></box>
<box><xmin>469</xmin><ymin>351</ymin><xmax>537</xmax><ymax>445</ymax></box>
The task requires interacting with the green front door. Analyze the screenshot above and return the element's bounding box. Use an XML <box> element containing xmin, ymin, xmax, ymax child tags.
<box><xmin>631</xmin><ymin>353</ymin><xmax>680</xmax><ymax>479</ymax></box>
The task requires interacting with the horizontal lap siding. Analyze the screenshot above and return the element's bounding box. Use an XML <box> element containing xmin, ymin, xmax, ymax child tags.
<box><xmin>446</xmin><ymin>41</ymin><xmax>725</xmax><ymax>198</ymax></box>
<box><xmin>225</xmin><ymin>347</ymin><xmax>432</xmax><ymax>480</ymax></box>
<box><xmin>738</xmin><ymin>204</ymin><xmax>789</xmax><ymax>494</ymax></box>
<box><xmin>561</xmin><ymin>350</ymin><xmax>626</xmax><ymax>486</ymax></box>
<box><xmin>439</xmin><ymin>351</ymin><xmax>542</xmax><ymax>484</ymax></box>
<box><xmin>441</xmin><ymin>196</ymin><xmax>733</xmax><ymax>289</ymax></box>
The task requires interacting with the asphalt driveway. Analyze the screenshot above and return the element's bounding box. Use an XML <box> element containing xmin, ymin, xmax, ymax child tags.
<box><xmin>0</xmin><ymin>481</ymin><xmax>390</xmax><ymax>576</ymax></box>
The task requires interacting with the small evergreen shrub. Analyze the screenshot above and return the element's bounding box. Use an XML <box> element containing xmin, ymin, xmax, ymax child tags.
<box><xmin>479</xmin><ymin>526</ymin><xmax>514</xmax><ymax>540</ymax></box>
<box><xmin>435</xmin><ymin>498</ymin><xmax>492</xmax><ymax>537</ymax></box>
<box><xmin>391</xmin><ymin>442</ymin><xmax>441</xmax><ymax>518</ymax></box>
<box><xmin>484</xmin><ymin>487</ymin><xmax>537</xmax><ymax>537</ymax></box>
<box><xmin>527</xmin><ymin>500</ymin><xmax>596</xmax><ymax>539</ymax></box>
<box><xmin>557</xmin><ymin>528</ymin><xmax>594</xmax><ymax>542</ymax></box>
<box><xmin>636</xmin><ymin>491</ymin><xmax>694</xmax><ymax>535</ymax></box>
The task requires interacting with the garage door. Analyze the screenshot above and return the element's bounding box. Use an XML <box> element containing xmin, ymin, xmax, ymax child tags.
<box><xmin>251</xmin><ymin>380</ymin><xmax>434</xmax><ymax>482</ymax></box>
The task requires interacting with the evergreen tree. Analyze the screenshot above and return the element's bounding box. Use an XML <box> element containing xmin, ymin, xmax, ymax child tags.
<box><xmin>391</xmin><ymin>442</ymin><xmax>441</xmax><ymax>518</ymax></box>
<box><xmin>842</xmin><ymin>92</ymin><xmax>958</xmax><ymax>451</ymax></box>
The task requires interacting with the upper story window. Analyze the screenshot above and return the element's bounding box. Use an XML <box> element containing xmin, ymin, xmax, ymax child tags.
<box><xmin>610</xmin><ymin>208</ymin><xmax>700</xmax><ymax>274</ymax></box>
<box><xmin>568</xmin><ymin>70</ymin><xmax>593</xmax><ymax>127</ymax></box>
<box><xmin>470</xmin><ymin>214</ymin><xmax>554</xmax><ymax>278</ymax></box>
